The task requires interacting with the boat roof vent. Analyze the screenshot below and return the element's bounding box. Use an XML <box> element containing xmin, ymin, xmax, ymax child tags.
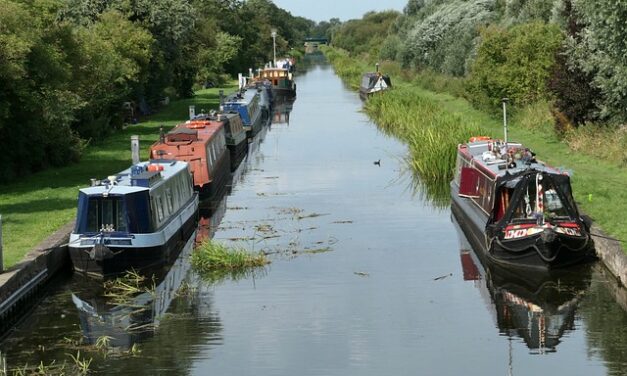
<box><xmin>131</xmin><ymin>171</ymin><xmax>162</xmax><ymax>187</ymax></box>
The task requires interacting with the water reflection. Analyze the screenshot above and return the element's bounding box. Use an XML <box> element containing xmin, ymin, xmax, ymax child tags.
<box><xmin>71</xmin><ymin>233</ymin><xmax>197</xmax><ymax>350</ymax></box>
<box><xmin>272</xmin><ymin>98</ymin><xmax>293</xmax><ymax>126</ymax></box>
<box><xmin>453</xmin><ymin>213</ymin><xmax>592</xmax><ymax>353</ymax></box>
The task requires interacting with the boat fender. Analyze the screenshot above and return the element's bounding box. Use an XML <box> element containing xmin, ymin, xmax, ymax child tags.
<box><xmin>89</xmin><ymin>243</ymin><xmax>115</xmax><ymax>261</ymax></box>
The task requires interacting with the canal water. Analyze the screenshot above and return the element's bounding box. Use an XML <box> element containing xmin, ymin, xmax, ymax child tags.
<box><xmin>1</xmin><ymin>57</ymin><xmax>627</xmax><ymax>375</ymax></box>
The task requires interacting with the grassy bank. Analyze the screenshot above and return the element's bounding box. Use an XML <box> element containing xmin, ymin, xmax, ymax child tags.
<box><xmin>0</xmin><ymin>84</ymin><xmax>236</xmax><ymax>269</ymax></box>
<box><xmin>323</xmin><ymin>46</ymin><xmax>626</xmax><ymax>251</ymax></box>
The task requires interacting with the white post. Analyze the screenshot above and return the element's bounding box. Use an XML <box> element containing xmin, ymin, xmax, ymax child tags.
<box><xmin>0</xmin><ymin>214</ymin><xmax>3</xmax><ymax>273</ymax></box>
<box><xmin>271</xmin><ymin>29</ymin><xmax>277</xmax><ymax>67</ymax></box>
<box><xmin>189</xmin><ymin>105</ymin><xmax>196</xmax><ymax>120</ymax></box>
<box><xmin>502</xmin><ymin>98</ymin><xmax>509</xmax><ymax>149</ymax></box>
<box><xmin>131</xmin><ymin>135</ymin><xmax>140</xmax><ymax>165</ymax></box>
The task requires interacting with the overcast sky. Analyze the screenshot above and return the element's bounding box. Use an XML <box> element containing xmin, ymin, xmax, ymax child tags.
<box><xmin>271</xmin><ymin>0</ymin><xmax>408</xmax><ymax>22</ymax></box>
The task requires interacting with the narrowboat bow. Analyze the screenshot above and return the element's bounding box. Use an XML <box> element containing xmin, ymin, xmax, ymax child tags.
<box><xmin>450</xmin><ymin>137</ymin><xmax>593</xmax><ymax>270</ymax></box>
<box><xmin>69</xmin><ymin>160</ymin><xmax>199</xmax><ymax>277</ymax></box>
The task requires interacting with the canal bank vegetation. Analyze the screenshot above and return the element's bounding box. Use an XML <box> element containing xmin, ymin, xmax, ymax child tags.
<box><xmin>322</xmin><ymin>0</ymin><xmax>626</xmax><ymax>250</ymax></box>
<box><xmin>0</xmin><ymin>85</ymin><xmax>231</xmax><ymax>268</ymax></box>
<box><xmin>191</xmin><ymin>240</ymin><xmax>269</xmax><ymax>279</ymax></box>
<box><xmin>0</xmin><ymin>0</ymin><xmax>317</xmax><ymax>184</ymax></box>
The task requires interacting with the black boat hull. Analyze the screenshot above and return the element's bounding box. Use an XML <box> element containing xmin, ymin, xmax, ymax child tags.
<box><xmin>450</xmin><ymin>181</ymin><xmax>592</xmax><ymax>270</ymax></box>
<box><xmin>228</xmin><ymin>138</ymin><xmax>248</xmax><ymax>171</ymax></box>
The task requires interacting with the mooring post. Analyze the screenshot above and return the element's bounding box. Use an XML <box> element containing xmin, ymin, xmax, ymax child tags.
<box><xmin>219</xmin><ymin>90</ymin><xmax>224</xmax><ymax>111</ymax></box>
<box><xmin>0</xmin><ymin>214</ymin><xmax>4</xmax><ymax>273</ymax></box>
<box><xmin>189</xmin><ymin>105</ymin><xmax>196</xmax><ymax>120</ymax></box>
<box><xmin>131</xmin><ymin>135</ymin><xmax>140</xmax><ymax>165</ymax></box>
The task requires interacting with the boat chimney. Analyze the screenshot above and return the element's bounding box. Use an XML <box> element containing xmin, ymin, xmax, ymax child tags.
<box><xmin>376</xmin><ymin>63</ymin><xmax>379</xmax><ymax>73</ymax></box>
<box><xmin>249</xmin><ymin>68</ymin><xmax>253</xmax><ymax>79</ymax></box>
<box><xmin>131</xmin><ymin>135</ymin><xmax>140</xmax><ymax>165</ymax></box>
<box><xmin>238</xmin><ymin>73</ymin><xmax>245</xmax><ymax>91</ymax></box>
<box><xmin>219</xmin><ymin>90</ymin><xmax>224</xmax><ymax>111</ymax></box>
<box><xmin>189</xmin><ymin>105</ymin><xmax>196</xmax><ymax>120</ymax></box>
<box><xmin>159</xmin><ymin>126</ymin><xmax>165</xmax><ymax>145</ymax></box>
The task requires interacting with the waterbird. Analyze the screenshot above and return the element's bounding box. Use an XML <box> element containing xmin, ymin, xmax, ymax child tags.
<box><xmin>373</xmin><ymin>159</ymin><xmax>381</xmax><ymax>166</ymax></box>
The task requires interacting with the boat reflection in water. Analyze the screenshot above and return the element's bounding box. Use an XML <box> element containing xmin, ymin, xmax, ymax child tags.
<box><xmin>271</xmin><ymin>97</ymin><xmax>293</xmax><ymax>126</ymax></box>
<box><xmin>197</xmin><ymin>173</ymin><xmax>230</xmax><ymax>244</ymax></box>
<box><xmin>453</xmin><ymin>213</ymin><xmax>592</xmax><ymax>353</ymax></box>
<box><xmin>71</xmin><ymin>233</ymin><xmax>197</xmax><ymax>350</ymax></box>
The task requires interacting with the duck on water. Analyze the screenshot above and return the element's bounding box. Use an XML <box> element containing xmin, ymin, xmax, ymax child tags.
<box><xmin>450</xmin><ymin>101</ymin><xmax>593</xmax><ymax>270</ymax></box>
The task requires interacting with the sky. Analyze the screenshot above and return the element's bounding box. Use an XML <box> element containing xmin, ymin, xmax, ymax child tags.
<box><xmin>271</xmin><ymin>0</ymin><xmax>408</xmax><ymax>22</ymax></box>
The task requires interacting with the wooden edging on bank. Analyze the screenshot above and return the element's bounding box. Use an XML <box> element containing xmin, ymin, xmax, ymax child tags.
<box><xmin>591</xmin><ymin>224</ymin><xmax>627</xmax><ymax>287</ymax></box>
<box><xmin>0</xmin><ymin>221</ymin><xmax>74</xmax><ymax>330</ymax></box>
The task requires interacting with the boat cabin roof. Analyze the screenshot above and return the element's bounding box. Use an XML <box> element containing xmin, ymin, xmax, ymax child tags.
<box><xmin>80</xmin><ymin>160</ymin><xmax>189</xmax><ymax>195</ymax></box>
<box><xmin>459</xmin><ymin>139</ymin><xmax>559</xmax><ymax>179</ymax></box>
<box><xmin>224</xmin><ymin>89</ymin><xmax>258</xmax><ymax>106</ymax></box>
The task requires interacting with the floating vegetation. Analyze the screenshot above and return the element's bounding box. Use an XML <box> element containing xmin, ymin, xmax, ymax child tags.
<box><xmin>103</xmin><ymin>270</ymin><xmax>156</xmax><ymax>307</ymax></box>
<box><xmin>296</xmin><ymin>212</ymin><xmax>329</xmax><ymax>220</ymax></box>
<box><xmin>191</xmin><ymin>240</ymin><xmax>269</xmax><ymax>275</ymax></box>
<box><xmin>2</xmin><ymin>351</ymin><xmax>92</xmax><ymax>376</ymax></box>
<box><xmin>332</xmin><ymin>220</ymin><xmax>353</xmax><ymax>224</ymax></box>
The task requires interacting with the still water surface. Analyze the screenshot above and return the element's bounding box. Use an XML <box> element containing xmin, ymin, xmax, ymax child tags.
<box><xmin>1</xmin><ymin>57</ymin><xmax>627</xmax><ymax>375</ymax></box>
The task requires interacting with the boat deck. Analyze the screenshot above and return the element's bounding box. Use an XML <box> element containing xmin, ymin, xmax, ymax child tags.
<box><xmin>460</xmin><ymin>139</ymin><xmax>560</xmax><ymax>178</ymax></box>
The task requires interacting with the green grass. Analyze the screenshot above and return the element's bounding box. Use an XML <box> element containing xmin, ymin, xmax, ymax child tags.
<box><xmin>191</xmin><ymin>240</ymin><xmax>269</xmax><ymax>276</ymax></box>
<box><xmin>324</xmin><ymin>47</ymin><xmax>627</xmax><ymax>251</ymax></box>
<box><xmin>0</xmin><ymin>84</ymin><xmax>237</xmax><ymax>269</ymax></box>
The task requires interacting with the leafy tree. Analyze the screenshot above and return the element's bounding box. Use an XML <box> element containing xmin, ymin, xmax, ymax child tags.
<box><xmin>567</xmin><ymin>0</ymin><xmax>627</xmax><ymax>122</ymax></box>
<box><xmin>465</xmin><ymin>22</ymin><xmax>563</xmax><ymax>109</ymax></box>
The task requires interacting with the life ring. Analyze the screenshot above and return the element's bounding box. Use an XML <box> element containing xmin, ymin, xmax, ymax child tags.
<box><xmin>147</xmin><ymin>164</ymin><xmax>164</xmax><ymax>172</ymax></box>
<box><xmin>469</xmin><ymin>136</ymin><xmax>491</xmax><ymax>143</ymax></box>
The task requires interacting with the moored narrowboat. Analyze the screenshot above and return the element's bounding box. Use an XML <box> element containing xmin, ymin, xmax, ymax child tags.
<box><xmin>258</xmin><ymin>67</ymin><xmax>296</xmax><ymax>99</ymax></box>
<box><xmin>222</xmin><ymin>89</ymin><xmax>264</xmax><ymax>137</ymax></box>
<box><xmin>69</xmin><ymin>160</ymin><xmax>199</xmax><ymax>278</ymax></box>
<box><xmin>150</xmin><ymin>118</ymin><xmax>231</xmax><ymax>198</ymax></box>
<box><xmin>193</xmin><ymin>111</ymin><xmax>248</xmax><ymax>171</ymax></box>
<box><xmin>450</xmin><ymin>136</ymin><xmax>593</xmax><ymax>270</ymax></box>
<box><xmin>359</xmin><ymin>63</ymin><xmax>392</xmax><ymax>100</ymax></box>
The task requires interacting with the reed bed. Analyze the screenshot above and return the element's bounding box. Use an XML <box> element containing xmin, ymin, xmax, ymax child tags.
<box><xmin>365</xmin><ymin>87</ymin><xmax>485</xmax><ymax>202</ymax></box>
<box><xmin>191</xmin><ymin>240</ymin><xmax>269</xmax><ymax>274</ymax></box>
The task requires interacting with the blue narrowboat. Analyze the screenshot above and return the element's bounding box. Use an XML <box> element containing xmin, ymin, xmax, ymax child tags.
<box><xmin>222</xmin><ymin>89</ymin><xmax>264</xmax><ymax>137</ymax></box>
<box><xmin>69</xmin><ymin>160</ymin><xmax>199</xmax><ymax>278</ymax></box>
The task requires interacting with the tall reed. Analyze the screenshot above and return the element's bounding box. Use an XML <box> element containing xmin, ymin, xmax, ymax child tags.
<box><xmin>365</xmin><ymin>87</ymin><xmax>484</xmax><ymax>202</ymax></box>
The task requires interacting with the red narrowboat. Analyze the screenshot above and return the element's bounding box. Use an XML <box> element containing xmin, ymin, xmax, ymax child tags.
<box><xmin>150</xmin><ymin>118</ymin><xmax>231</xmax><ymax>198</ymax></box>
<box><xmin>450</xmin><ymin>136</ymin><xmax>593</xmax><ymax>270</ymax></box>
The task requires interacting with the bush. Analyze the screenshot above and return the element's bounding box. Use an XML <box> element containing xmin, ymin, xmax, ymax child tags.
<box><xmin>465</xmin><ymin>22</ymin><xmax>563</xmax><ymax>111</ymax></box>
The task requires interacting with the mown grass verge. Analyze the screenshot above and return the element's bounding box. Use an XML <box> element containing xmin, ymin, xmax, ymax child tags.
<box><xmin>191</xmin><ymin>240</ymin><xmax>269</xmax><ymax>282</ymax></box>
<box><xmin>323</xmin><ymin>46</ymin><xmax>626</xmax><ymax>251</ymax></box>
<box><xmin>0</xmin><ymin>84</ymin><xmax>237</xmax><ymax>269</ymax></box>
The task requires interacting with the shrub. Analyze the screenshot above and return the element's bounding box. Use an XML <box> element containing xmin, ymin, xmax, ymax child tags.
<box><xmin>465</xmin><ymin>22</ymin><xmax>563</xmax><ymax>111</ymax></box>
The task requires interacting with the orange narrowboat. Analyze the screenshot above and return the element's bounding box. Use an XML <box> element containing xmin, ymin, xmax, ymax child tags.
<box><xmin>150</xmin><ymin>118</ymin><xmax>231</xmax><ymax>198</ymax></box>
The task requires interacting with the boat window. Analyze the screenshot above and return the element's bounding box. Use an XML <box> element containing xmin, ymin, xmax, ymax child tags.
<box><xmin>83</xmin><ymin>196</ymin><xmax>128</xmax><ymax>233</ymax></box>
<box><xmin>156</xmin><ymin>196</ymin><xmax>164</xmax><ymax>222</ymax></box>
<box><xmin>507</xmin><ymin>176</ymin><xmax>572</xmax><ymax>222</ymax></box>
<box><xmin>166</xmin><ymin>188</ymin><xmax>174</xmax><ymax>213</ymax></box>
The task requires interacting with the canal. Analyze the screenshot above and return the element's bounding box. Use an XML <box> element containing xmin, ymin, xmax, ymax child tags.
<box><xmin>1</xmin><ymin>57</ymin><xmax>627</xmax><ymax>375</ymax></box>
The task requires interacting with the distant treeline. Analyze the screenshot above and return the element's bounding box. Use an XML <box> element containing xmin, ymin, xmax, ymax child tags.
<box><xmin>0</xmin><ymin>0</ymin><xmax>317</xmax><ymax>183</ymax></box>
<box><xmin>328</xmin><ymin>0</ymin><xmax>627</xmax><ymax>133</ymax></box>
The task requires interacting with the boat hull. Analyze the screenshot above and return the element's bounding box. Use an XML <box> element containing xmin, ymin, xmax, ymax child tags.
<box><xmin>227</xmin><ymin>137</ymin><xmax>248</xmax><ymax>171</ymax></box>
<box><xmin>197</xmin><ymin>151</ymin><xmax>231</xmax><ymax>199</ymax></box>
<box><xmin>69</xmin><ymin>195</ymin><xmax>198</xmax><ymax>278</ymax></box>
<box><xmin>450</xmin><ymin>181</ymin><xmax>592</xmax><ymax>270</ymax></box>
